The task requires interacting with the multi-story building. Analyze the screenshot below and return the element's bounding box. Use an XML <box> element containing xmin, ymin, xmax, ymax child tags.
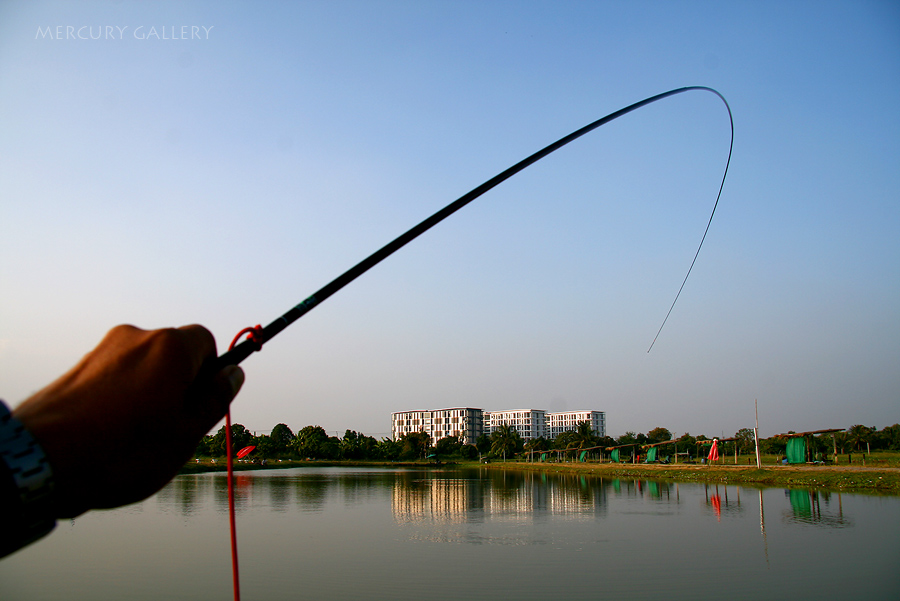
<box><xmin>484</xmin><ymin>409</ymin><xmax>548</xmax><ymax>441</ymax></box>
<box><xmin>547</xmin><ymin>411</ymin><xmax>606</xmax><ymax>438</ymax></box>
<box><xmin>392</xmin><ymin>407</ymin><xmax>606</xmax><ymax>445</ymax></box>
<box><xmin>391</xmin><ymin>407</ymin><xmax>483</xmax><ymax>445</ymax></box>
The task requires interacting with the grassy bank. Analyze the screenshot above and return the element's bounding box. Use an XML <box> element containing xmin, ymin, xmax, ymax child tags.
<box><xmin>479</xmin><ymin>461</ymin><xmax>900</xmax><ymax>494</ymax></box>
<box><xmin>180</xmin><ymin>457</ymin><xmax>900</xmax><ymax>494</ymax></box>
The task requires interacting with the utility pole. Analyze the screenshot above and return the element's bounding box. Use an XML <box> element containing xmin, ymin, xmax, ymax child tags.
<box><xmin>754</xmin><ymin>399</ymin><xmax>762</xmax><ymax>469</ymax></box>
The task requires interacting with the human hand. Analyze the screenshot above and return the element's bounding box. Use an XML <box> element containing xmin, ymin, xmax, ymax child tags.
<box><xmin>13</xmin><ymin>325</ymin><xmax>244</xmax><ymax>518</ymax></box>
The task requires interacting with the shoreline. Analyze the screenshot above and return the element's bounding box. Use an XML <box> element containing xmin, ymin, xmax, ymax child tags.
<box><xmin>180</xmin><ymin>459</ymin><xmax>900</xmax><ymax>494</ymax></box>
<box><xmin>480</xmin><ymin>461</ymin><xmax>900</xmax><ymax>494</ymax></box>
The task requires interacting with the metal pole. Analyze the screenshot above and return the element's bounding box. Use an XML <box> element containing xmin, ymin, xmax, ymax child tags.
<box><xmin>754</xmin><ymin>399</ymin><xmax>761</xmax><ymax>469</ymax></box>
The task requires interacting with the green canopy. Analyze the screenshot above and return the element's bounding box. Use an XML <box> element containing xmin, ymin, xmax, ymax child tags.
<box><xmin>610</xmin><ymin>449</ymin><xmax>620</xmax><ymax>462</ymax></box>
<box><xmin>645</xmin><ymin>446</ymin><xmax>658</xmax><ymax>462</ymax></box>
<box><xmin>540</xmin><ymin>453</ymin><xmax>548</xmax><ymax>462</ymax></box>
<box><xmin>786</xmin><ymin>437</ymin><xmax>806</xmax><ymax>464</ymax></box>
<box><xmin>579</xmin><ymin>450</ymin><xmax>588</xmax><ymax>462</ymax></box>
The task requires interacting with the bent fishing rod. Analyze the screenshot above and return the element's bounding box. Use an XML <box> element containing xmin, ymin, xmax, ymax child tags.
<box><xmin>216</xmin><ymin>85</ymin><xmax>733</xmax><ymax>369</ymax></box>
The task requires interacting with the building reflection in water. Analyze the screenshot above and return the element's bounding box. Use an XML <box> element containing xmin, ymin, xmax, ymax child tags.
<box><xmin>391</xmin><ymin>470</ymin><xmax>609</xmax><ymax>524</ymax></box>
<box><xmin>158</xmin><ymin>469</ymin><xmax>852</xmax><ymax>536</ymax></box>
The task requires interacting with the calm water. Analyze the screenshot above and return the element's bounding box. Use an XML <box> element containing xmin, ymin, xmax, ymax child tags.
<box><xmin>2</xmin><ymin>467</ymin><xmax>898</xmax><ymax>600</ymax></box>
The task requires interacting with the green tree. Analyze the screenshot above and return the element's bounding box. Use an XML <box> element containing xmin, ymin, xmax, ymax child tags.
<box><xmin>616</xmin><ymin>431</ymin><xmax>638</xmax><ymax>446</ymax></box>
<box><xmin>847</xmin><ymin>424</ymin><xmax>874</xmax><ymax>452</ymax></box>
<box><xmin>554</xmin><ymin>429</ymin><xmax>577</xmax><ymax>450</ymax></box>
<box><xmin>734</xmin><ymin>428</ymin><xmax>755</xmax><ymax>454</ymax></box>
<box><xmin>434</xmin><ymin>435</ymin><xmax>463</xmax><ymax>457</ymax></box>
<box><xmin>490</xmin><ymin>424</ymin><xmax>522</xmax><ymax>460</ymax></box>
<box><xmin>338</xmin><ymin>430</ymin><xmax>378</xmax><ymax>460</ymax></box>
<box><xmin>475</xmin><ymin>433</ymin><xmax>491</xmax><ymax>456</ymax></box>
<box><xmin>294</xmin><ymin>425</ymin><xmax>329</xmax><ymax>459</ymax></box>
<box><xmin>759</xmin><ymin>435</ymin><xmax>785</xmax><ymax>455</ymax></box>
<box><xmin>251</xmin><ymin>434</ymin><xmax>277</xmax><ymax>459</ymax></box>
<box><xmin>399</xmin><ymin>431</ymin><xmax>431</xmax><ymax>460</ymax></box>
<box><xmin>194</xmin><ymin>434</ymin><xmax>214</xmax><ymax>458</ymax></box>
<box><xmin>572</xmin><ymin>421</ymin><xmax>596</xmax><ymax>446</ymax></box>
<box><xmin>376</xmin><ymin>437</ymin><xmax>402</xmax><ymax>461</ymax></box>
<box><xmin>270</xmin><ymin>423</ymin><xmax>295</xmax><ymax>453</ymax></box>
<box><xmin>881</xmin><ymin>424</ymin><xmax>900</xmax><ymax>450</ymax></box>
<box><xmin>646</xmin><ymin>427</ymin><xmax>672</xmax><ymax>444</ymax></box>
<box><xmin>833</xmin><ymin>430</ymin><xmax>849</xmax><ymax>454</ymax></box>
<box><xmin>524</xmin><ymin>436</ymin><xmax>549</xmax><ymax>460</ymax></box>
<box><xmin>340</xmin><ymin>430</ymin><xmax>363</xmax><ymax>460</ymax></box>
<box><xmin>566</xmin><ymin>421</ymin><xmax>597</xmax><ymax>459</ymax></box>
<box><xmin>211</xmin><ymin>423</ymin><xmax>253</xmax><ymax>457</ymax></box>
<box><xmin>358</xmin><ymin>433</ymin><xmax>378</xmax><ymax>459</ymax></box>
<box><xmin>597</xmin><ymin>435</ymin><xmax>616</xmax><ymax>449</ymax></box>
<box><xmin>675</xmin><ymin>433</ymin><xmax>696</xmax><ymax>459</ymax></box>
<box><xmin>460</xmin><ymin>444</ymin><xmax>478</xmax><ymax>460</ymax></box>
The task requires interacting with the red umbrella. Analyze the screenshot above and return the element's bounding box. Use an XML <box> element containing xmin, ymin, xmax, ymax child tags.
<box><xmin>708</xmin><ymin>439</ymin><xmax>719</xmax><ymax>462</ymax></box>
<box><xmin>236</xmin><ymin>445</ymin><xmax>256</xmax><ymax>459</ymax></box>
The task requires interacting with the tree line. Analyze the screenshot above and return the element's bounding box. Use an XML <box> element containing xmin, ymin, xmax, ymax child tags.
<box><xmin>194</xmin><ymin>422</ymin><xmax>900</xmax><ymax>462</ymax></box>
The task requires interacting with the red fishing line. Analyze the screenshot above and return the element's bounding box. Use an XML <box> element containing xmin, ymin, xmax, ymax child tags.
<box><xmin>225</xmin><ymin>325</ymin><xmax>262</xmax><ymax>601</ymax></box>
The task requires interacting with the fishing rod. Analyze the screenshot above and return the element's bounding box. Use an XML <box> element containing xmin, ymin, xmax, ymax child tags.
<box><xmin>216</xmin><ymin>85</ymin><xmax>733</xmax><ymax>368</ymax></box>
<box><xmin>215</xmin><ymin>86</ymin><xmax>733</xmax><ymax>601</ymax></box>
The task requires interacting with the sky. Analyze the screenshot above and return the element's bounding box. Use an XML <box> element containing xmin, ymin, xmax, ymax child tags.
<box><xmin>1</xmin><ymin>1</ymin><xmax>898</xmax><ymax>441</ymax></box>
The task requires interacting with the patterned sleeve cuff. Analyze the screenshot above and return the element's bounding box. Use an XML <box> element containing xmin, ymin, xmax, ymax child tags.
<box><xmin>0</xmin><ymin>399</ymin><xmax>57</xmax><ymax>557</ymax></box>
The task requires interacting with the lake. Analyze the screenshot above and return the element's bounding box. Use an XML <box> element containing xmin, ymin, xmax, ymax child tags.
<box><xmin>1</xmin><ymin>467</ymin><xmax>898</xmax><ymax>600</ymax></box>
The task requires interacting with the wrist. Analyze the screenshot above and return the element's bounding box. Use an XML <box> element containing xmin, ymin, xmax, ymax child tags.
<box><xmin>0</xmin><ymin>399</ymin><xmax>57</xmax><ymax>557</ymax></box>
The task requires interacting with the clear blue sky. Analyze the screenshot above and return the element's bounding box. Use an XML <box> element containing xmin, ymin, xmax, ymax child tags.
<box><xmin>1</xmin><ymin>1</ymin><xmax>898</xmax><ymax>440</ymax></box>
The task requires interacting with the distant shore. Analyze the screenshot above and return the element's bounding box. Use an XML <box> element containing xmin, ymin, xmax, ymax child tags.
<box><xmin>480</xmin><ymin>461</ymin><xmax>900</xmax><ymax>493</ymax></box>
<box><xmin>180</xmin><ymin>459</ymin><xmax>900</xmax><ymax>493</ymax></box>
<box><xmin>178</xmin><ymin>460</ymin><xmax>429</xmax><ymax>474</ymax></box>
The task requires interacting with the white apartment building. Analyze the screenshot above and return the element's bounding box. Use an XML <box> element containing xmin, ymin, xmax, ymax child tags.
<box><xmin>484</xmin><ymin>409</ymin><xmax>548</xmax><ymax>441</ymax></box>
<box><xmin>392</xmin><ymin>407</ymin><xmax>605</xmax><ymax>445</ymax></box>
<box><xmin>547</xmin><ymin>411</ymin><xmax>606</xmax><ymax>438</ymax></box>
<box><xmin>391</xmin><ymin>407</ymin><xmax>483</xmax><ymax>445</ymax></box>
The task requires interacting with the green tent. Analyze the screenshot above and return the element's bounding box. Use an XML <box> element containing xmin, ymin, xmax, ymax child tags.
<box><xmin>786</xmin><ymin>437</ymin><xmax>806</xmax><ymax>464</ymax></box>
<box><xmin>540</xmin><ymin>453</ymin><xmax>548</xmax><ymax>462</ymax></box>
<box><xmin>610</xmin><ymin>449</ymin><xmax>620</xmax><ymax>462</ymax></box>
<box><xmin>579</xmin><ymin>450</ymin><xmax>588</xmax><ymax>462</ymax></box>
<box><xmin>645</xmin><ymin>446</ymin><xmax>658</xmax><ymax>462</ymax></box>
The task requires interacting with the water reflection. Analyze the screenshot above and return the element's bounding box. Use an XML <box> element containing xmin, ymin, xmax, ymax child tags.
<box><xmin>391</xmin><ymin>470</ymin><xmax>608</xmax><ymax>524</ymax></box>
<box><xmin>783</xmin><ymin>489</ymin><xmax>851</xmax><ymax>527</ymax></box>
<box><xmin>159</xmin><ymin>470</ymin><xmax>853</xmax><ymax>534</ymax></box>
<box><xmin>702</xmin><ymin>483</ymin><xmax>745</xmax><ymax>521</ymax></box>
<box><xmin>3</xmin><ymin>467</ymin><xmax>897</xmax><ymax>601</ymax></box>
<box><xmin>155</xmin><ymin>474</ymin><xmax>211</xmax><ymax>515</ymax></box>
